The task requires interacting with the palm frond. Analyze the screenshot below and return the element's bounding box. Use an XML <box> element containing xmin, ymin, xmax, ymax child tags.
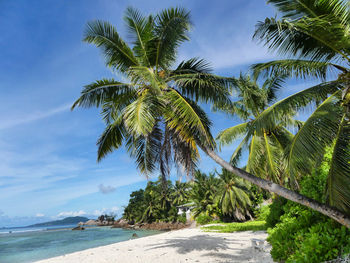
<box><xmin>216</xmin><ymin>122</ymin><xmax>248</xmax><ymax>147</ymax></box>
<box><xmin>230</xmin><ymin>135</ymin><xmax>251</xmax><ymax>166</ymax></box>
<box><xmin>97</xmin><ymin>116</ymin><xmax>126</xmax><ymax>161</ymax></box>
<box><xmin>294</xmin><ymin>15</ymin><xmax>350</xmax><ymax>62</ymax></box>
<box><xmin>261</xmin><ymin>72</ymin><xmax>287</xmax><ymax>102</ymax></box>
<box><xmin>100</xmin><ymin>91</ymin><xmax>137</xmax><ymax>124</ymax></box>
<box><xmin>169</xmin><ymin>58</ymin><xmax>232</xmax><ymax>106</ymax></box>
<box><xmin>123</xmin><ymin>91</ymin><xmax>163</xmax><ymax>136</ymax></box>
<box><xmin>271</xmin><ymin>127</ymin><xmax>294</xmax><ymax>150</ymax></box>
<box><xmin>154</xmin><ymin>7</ymin><xmax>191</xmax><ymax>68</ymax></box>
<box><xmin>159</xmin><ymin>126</ymin><xmax>172</xmax><ymax>182</ymax></box>
<box><xmin>128</xmin><ymin>66</ymin><xmax>163</xmax><ymax>93</ymax></box>
<box><xmin>126</xmin><ymin>123</ymin><xmax>163</xmax><ymax>176</ymax></box>
<box><xmin>84</xmin><ymin>20</ymin><xmax>138</xmax><ymax>71</ymax></box>
<box><xmin>287</xmin><ymin>91</ymin><xmax>343</xmax><ymax>179</ymax></box>
<box><xmin>251</xmin><ymin>80</ymin><xmax>341</xmax><ymax>133</ymax></box>
<box><xmin>263</xmin><ymin>132</ymin><xmax>277</xmax><ymax>176</ymax></box>
<box><xmin>263</xmin><ymin>132</ymin><xmax>284</xmax><ymax>183</ymax></box>
<box><xmin>267</xmin><ymin>0</ymin><xmax>349</xmax><ymax>21</ymax></box>
<box><xmin>246</xmin><ymin>134</ymin><xmax>264</xmax><ymax>174</ymax></box>
<box><xmin>253</xmin><ymin>17</ymin><xmax>347</xmax><ymax>62</ymax></box>
<box><xmin>252</xmin><ymin>59</ymin><xmax>340</xmax><ymax>80</ymax></box>
<box><xmin>71</xmin><ymin>79</ymin><xmax>134</xmax><ymax>109</ymax></box>
<box><xmin>173</xmin><ymin>57</ymin><xmax>212</xmax><ymax>73</ymax></box>
<box><xmin>327</xmin><ymin>114</ymin><xmax>350</xmax><ymax>214</ymax></box>
<box><xmin>170</xmin><ymin>128</ymin><xmax>199</xmax><ymax>178</ymax></box>
<box><xmin>164</xmin><ymin>89</ymin><xmax>214</xmax><ymax>148</ymax></box>
<box><xmin>123</xmin><ymin>7</ymin><xmax>154</xmax><ymax>66</ymax></box>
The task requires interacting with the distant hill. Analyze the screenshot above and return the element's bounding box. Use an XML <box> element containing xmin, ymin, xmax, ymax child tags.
<box><xmin>28</xmin><ymin>216</ymin><xmax>89</xmax><ymax>227</ymax></box>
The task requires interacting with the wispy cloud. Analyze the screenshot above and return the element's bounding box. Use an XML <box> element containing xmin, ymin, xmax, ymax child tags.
<box><xmin>0</xmin><ymin>103</ymin><xmax>71</xmax><ymax>130</ymax></box>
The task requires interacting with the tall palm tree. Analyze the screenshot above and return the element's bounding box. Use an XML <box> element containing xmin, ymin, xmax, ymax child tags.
<box><xmin>72</xmin><ymin>7</ymin><xmax>231</xmax><ymax>184</ymax></box>
<box><xmin>73</xmin><ymin>6</ymin><xmax>350</xmax><ymax>227</ymax></box>
<box><xmin>251</xmin><ymin>0</ymin><xmax>350</xmax><ymax>215</ymax></box>
<box><xmin>217</xmin><ymin>169</ymin><xmax>252</xmax><ymax>221</ymax></box>
<box><xmin>217</xmin><ymin>73</ymin><xmax>295</xmax><ymax>185</ymax></box>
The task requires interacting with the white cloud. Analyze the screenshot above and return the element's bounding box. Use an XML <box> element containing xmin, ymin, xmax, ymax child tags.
<box><xmin>57</xmin><ymin>210</ymin><xmax>87</xmax><ymax>218</ymax></box>
<box><xmin>98</xmin><ymin>184</ymin><xmax>116</xmax><ymax>194</ymax></box>
<box><xmin>35</xmin><ymin>213</ymin><xmax>45</xmax><ymax>217</ymax></box>
<box><xmin>0</xmin><ymin>103</ymin><xmax>71</xmax><ymax>130</ymax></box>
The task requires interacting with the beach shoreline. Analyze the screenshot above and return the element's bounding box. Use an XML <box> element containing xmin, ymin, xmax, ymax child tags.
<box><xmin>35</xmin><ymin>228</ymin><xmax>273</xmax><ymax>263</ymax></box>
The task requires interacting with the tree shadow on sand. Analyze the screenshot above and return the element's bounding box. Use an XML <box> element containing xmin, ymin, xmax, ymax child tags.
<box><xmin>145</xmin><ymin>234</ymin><xmax>272</xmax><ymax>262</ymax></box>
<box><xmin>146</xmin><ymin>234</ymin><xmax>236</xmax><ymax>253</ymax></box>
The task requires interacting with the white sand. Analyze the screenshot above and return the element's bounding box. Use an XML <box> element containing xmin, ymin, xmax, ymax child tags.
<box><xmin>35</xmin><ymin>228</ymin><xmax>273</xmax><ymax>263</ymax></box>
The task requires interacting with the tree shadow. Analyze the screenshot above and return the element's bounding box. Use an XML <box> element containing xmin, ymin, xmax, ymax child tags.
<box><xmin>146</xmin><ymin>234</ymin><xmax>237</xmax><ymax>254</ymax></box>
<box><xmin>145</xmin><ymin>233</ymin><xmax>272</xmax><ymax>262</ymax></box>
<box><xmin>201</xmin><ymin>246</ymin><xmax>272</xmax><ymax>262</ymax></box>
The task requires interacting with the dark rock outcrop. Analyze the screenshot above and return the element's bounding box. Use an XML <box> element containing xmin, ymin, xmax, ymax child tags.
<box><xmin>112</xmin><ymin>219</ymin><xmax>129</xmax><ymax>228</ymax></box>
<box><xmin>72</xmin><ymin>226</ymin><xmax>85</xmax><ymax>230</ymax></box>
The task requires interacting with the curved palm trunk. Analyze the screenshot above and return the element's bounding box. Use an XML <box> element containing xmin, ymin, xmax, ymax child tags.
<box><xmin>203</xmin><ymin>147</ymin><xmax>350</xmax><ymax>228</ymax></box>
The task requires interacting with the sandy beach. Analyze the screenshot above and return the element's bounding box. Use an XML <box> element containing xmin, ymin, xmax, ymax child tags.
<box><xmin>35</xmin><ymin>228</ymin><xmax>273</xmax><ymax>263</ymax></box>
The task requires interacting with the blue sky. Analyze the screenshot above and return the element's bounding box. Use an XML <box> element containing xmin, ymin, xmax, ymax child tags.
<box><xmin>0</xmin><ymin>0</ymin><xmax>316</xmax><ymax>227</ymax></box>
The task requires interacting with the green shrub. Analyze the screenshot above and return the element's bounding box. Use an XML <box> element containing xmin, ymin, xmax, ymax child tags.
<box><xmin>196</xmin><ymin>214</ymin><xmax>213</xmax><ymax>225</ymax></box>
<box><xmin>265</xmin><ymin>196</ymin><xmax>287</xmax><ymax>228</ymax></box>
<box><xmin>177</xmin><ymin>212</ymin><xmax>187</xmax><ymax>224</ymax></box>
<box><xmin>267</xmin><ymin>148</ymin><xmax>350</xmax><ymax>262</ymax></box>
<box><xmin>256</xmin><ymin>205</ymin><xmax>270</xmax><ymax>221</ymax></box>
<box><xmin>288</xmin><ymin>220</ymin><xmax>350</xmax><ymax>262</ymax></box>
<box><xmin>268</xmin><ymin>204</ymin><xmax>350</xmax><ymax>263</ymax></box>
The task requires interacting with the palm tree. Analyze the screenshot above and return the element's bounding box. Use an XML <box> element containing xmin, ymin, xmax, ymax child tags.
<box><xmin>141</xmin><ymin>181</ymin><xmax>160</xmax><ymax>222</ymax></box>
<box><xmin>73</xmin><ymin>6</ymin><xmax>350</xmax><ymax>227</ymax></box>
<box><xmin>72</xmin><ymin>7</ymin><xmax>232</xmax><ymax>185</ymax></box>
<box><xmin>171</xmin><ymin>181</ymin><xmax>190</xmax><ymax>206</ymax></box>
<box><xmin>217</xmin><ymin>169</ymin><xmax>253</xmax><ymax>221</ymax></box>
<box><xmin>217</xmin><ymin>73</ymin><xmax>295</xmax><ymax>185</ymax></box>
<box><xmin>189</xmin><ymin>171</ymin><xmax>221</xmax><ymax>217</ymax></box>
<box><xmin>251</xmin><ymin>0</ymin><xmax>350</xmax><ymax>216</ymax></box>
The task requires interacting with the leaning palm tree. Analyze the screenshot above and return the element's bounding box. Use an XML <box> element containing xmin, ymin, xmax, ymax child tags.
<box><xmin>217</xmin><ymin>73</ymin><xmax>295</xmax><ymax>186</ymax></box>
<box><xmin>73</xmin><ymin>6</ymin><xmax>350</xmax><ymax>227</ymax></box>
<box><xmin>72</xmin><ymin>7</ymin><xmax>231</xmax><ymax>184</ymax></box>
<box><xmin>217</xmin><ymin>169</ymin><xmax>252</xmax><ymax>221</ymax></box>
<box><xmin>252</xmin><ymin>0</ymin><xmax>350</xmax><ymax>215</ymax></box>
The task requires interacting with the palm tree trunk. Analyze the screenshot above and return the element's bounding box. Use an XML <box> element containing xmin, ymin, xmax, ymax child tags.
<box><xmin>203</xmin><ymin>147</ymin><xmax>350</xmax><ymax>228</ymax></box>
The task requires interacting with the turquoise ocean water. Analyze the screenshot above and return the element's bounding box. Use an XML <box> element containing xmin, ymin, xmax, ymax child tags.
<box><xmin>0</xmin><ymin>225</ymin><xmax>161</xmax><ymax>263</ymax></box>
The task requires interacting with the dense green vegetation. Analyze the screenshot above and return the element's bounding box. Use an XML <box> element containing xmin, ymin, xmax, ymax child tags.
<box><xmin>123</xmin><ymin>177</ymin><xmax>183</xmax><ymax>223</ymax></box>
<box><xmin>122</xmin><ymin>169</ymin><xmax>263</xmax><ymax>224</ymax></box>
<box><xmin>266</xmin><ymin>150</ymin><xmax>350</xmax><ymax>262</ymax></box>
